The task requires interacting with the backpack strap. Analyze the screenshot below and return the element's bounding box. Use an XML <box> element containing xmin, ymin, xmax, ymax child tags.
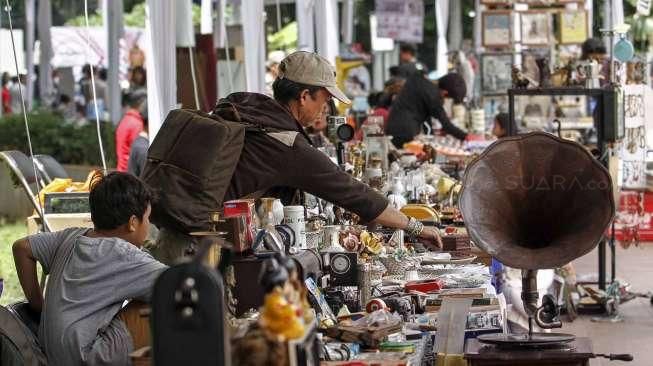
<box><xmin>265</xmin><ymin>131</ymin><xmax>299</xmax><ymax>147</ymax></box>
<box><xmin>211</xmin><ymin>101</ymin><xmax>300</xmax><ymax>145</ymax></box>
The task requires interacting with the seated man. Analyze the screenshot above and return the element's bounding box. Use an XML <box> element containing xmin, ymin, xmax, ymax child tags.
<box><xmin>13</xmin><ymin>172</ymin><xmax>167</xmax><ymax>365</ymax></box>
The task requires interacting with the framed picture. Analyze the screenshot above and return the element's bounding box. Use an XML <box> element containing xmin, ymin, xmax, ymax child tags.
<box><xmin>559</xmin><ymin>11</ymin><xmax>588</xmax><ymax>44</ymax></box>
<box><xmin>520</xmin><ymin>11</ymin><xmax>551</xmax><ymax>46</ymax></box>
<box><xmin>482</xmin><ymin>11</ymin><xmax>512</xmax><ymax>47</ymax></box>
<box><xmin>481</xmin><ymin>53</ymin><xmax>513</xmax><ymax>95</ymax></box>
<box><xmin>515</xmin><ymin>95</ymin><xmax>552</xmax><ymax>130</ymax></box>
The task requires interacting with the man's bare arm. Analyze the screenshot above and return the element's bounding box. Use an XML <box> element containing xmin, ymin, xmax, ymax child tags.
<box><xmin>12</xmin><ymin>238</ymin><xmax>43</xmax><ymax>312</ymax></box>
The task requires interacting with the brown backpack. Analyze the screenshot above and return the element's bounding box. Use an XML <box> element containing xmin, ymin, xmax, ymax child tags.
<box><xmin>142</xmin><ymin>109</ymin><xmax>250</xmax><ymax>233</ymax></box>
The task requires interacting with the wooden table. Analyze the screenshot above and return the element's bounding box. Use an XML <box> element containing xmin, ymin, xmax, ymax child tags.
<box><xmin>464</xmin><ymin>337</ymin><xmax>593</xmax><ymax>366</ymax></box>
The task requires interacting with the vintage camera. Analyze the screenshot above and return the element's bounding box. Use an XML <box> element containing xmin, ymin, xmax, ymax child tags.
<box><xmin>327</xmin><ymin>116</ymin><xmax>355</xmax><ymax>167</ymax></box>
<box><xmin>322</xmin><ymin>252</ymin><xmax>358</xmax><ymax>287</ymax></box>
<box><xmin>327</xmin><ymin>116</ymin><xmax>355</xmax><ymax>143</ymax></box>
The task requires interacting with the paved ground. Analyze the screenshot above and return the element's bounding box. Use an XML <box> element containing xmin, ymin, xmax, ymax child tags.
<box><xmin>563</xmin><ymin>244</ymin><xmax>653</xmax><ymax>366</ymax></box>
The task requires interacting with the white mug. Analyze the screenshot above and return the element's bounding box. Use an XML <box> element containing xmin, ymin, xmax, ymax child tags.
<box><xmin>283</xmin><ymin>206</ymin><xmax>306</xmax><ymax>249</ymax></box>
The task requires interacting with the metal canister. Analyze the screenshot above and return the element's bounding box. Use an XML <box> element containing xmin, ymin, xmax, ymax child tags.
<box><xmin>283</xmin><ymin>206</ymin><xmax>306</xmax><ymax>249</ymax></box>
<box><xmin>357</xmin><ymin>262</ymin><xmax>383</xmax><ymax>311</ymax></box>
<box><xmin>358</xmin><ymin>263</ymin><xmax>372</xmax><ymax>310</ymax></box>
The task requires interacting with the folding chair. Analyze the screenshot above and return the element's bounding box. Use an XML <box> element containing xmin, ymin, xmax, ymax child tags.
<box><xmin>0</xmin><ymin>151</ymin><xmax>49</xmax><ymax>232</ymax></box>
<box><xmin>33</xmin><ymin>155</ymin><xmax>69</xmax><ymax>184</ymax></box>
<box><xmin>5</xmin><ymin>301</ymin><xmax>40</xmax><ymax>340</ymax></box>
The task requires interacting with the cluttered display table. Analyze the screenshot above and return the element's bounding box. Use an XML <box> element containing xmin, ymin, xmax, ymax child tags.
<box><xmin>15</xmin><ymin>122</ymin><xmax>631</xmax><ymax>365</ymax></box>
<box><xmin>220</xmin><ymin>131</ymin><xmax>504</xmax><ymax>366</ymax></box>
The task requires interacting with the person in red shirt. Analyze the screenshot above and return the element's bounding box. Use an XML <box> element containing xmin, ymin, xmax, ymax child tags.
<box><xmin>115</xmin><ymin>91</ymin><xmax>146</xmax><ymax>171</ymax></box>
<box><xmin>1</xmin><ymin>72</ymin><xmax>11</xmax><ymax>114</ymax></box>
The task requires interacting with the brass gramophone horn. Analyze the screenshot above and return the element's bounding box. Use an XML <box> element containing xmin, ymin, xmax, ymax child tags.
<box><xmin>459</xmin><ymin>132</ymin><xmax>615</xmax><ymax>270</ymax></box>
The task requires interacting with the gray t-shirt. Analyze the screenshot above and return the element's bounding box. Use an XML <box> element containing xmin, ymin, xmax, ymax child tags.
<box><xmin>28</xmin><ymin>228</ymin><xmax>167</xmax><ymax>366</ymax></box>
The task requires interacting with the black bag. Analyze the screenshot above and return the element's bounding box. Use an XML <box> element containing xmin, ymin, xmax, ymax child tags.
<box><xmin>150</xmin><ymin>255</ymin><xmax>230</xmax><ymax>365</ymax></box>
<box><xmin>0</xmin><ymin>304</ymin><xmax>47</xmax><ymax>366</ymax></box>
<box><xmin>141</xmin><ymin>109</ymin><xmax>247</xmax><ymax>233</ymax></box>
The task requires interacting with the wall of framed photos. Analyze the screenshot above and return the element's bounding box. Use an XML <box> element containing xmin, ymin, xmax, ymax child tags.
<box><xmin>476</xmin><ymin>0</ymin><xmax>593</xmax><ymax>130</ymax></box>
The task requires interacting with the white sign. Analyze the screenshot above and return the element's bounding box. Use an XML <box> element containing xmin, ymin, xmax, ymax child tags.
<box><xmin>370</xmin><ymin>14</ymin><xmax>395</xmax><ymax>52</ymax></box>
<box><xmin>48</xmin><ymin>26</ymin><xmax>146</xmax><ymax>69</ymax></box>
<box><xmin>375</xmin><ymin>0</ymin><xmax>424</xmax><ymax>43</ymax></box>
<box><xmin>620</xmin><ymin>84</ymin><xmax>647</xmax><ymax>189</ymax></box>
<box><xmin>0</xmin><ymin>29</ymin><xmax>25</xmax><ymax>75</ymax></box>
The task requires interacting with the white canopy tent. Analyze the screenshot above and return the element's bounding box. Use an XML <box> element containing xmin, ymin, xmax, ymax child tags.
<box><xmin>145</xmin><ymin>0</ymin><xmax>177</xmax><ymax>142</ymax></box>
<box><xmin>242</xmin><ymin>0</ymin><xmax>267</xmax><ymax>93</ymax></box>
<box><xmin>314</xmin><ymin>0</ymin><xmax>340</xmax><ymax>65</ymax></box>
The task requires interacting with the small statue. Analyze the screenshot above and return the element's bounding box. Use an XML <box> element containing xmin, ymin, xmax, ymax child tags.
<box><xmin>551</xmin><ymin>64</ymin><xmax>571</xmax><ymax>87</ymax></box>
<box><xmin>512</xmin><ymin>65</ymin><xmax>531</xmax><ymax>89</ymax></box>
<box><xmin>536</xmin><ymin>57</ymin><xmax>552</xmax><ymax>88</ymax></box>
<box><xmin>628</xmin><ymin>61</ymin><xmax>646</xmax><ymax>84</ymax></box>
<box><xmin>573</xmin><ymin>64</ymin><xmax>588</xmax><ymax>86</ymax></box>
<box><xmin>258</xmin><ymin>258</ymin><xmax>306</xmax><ymax>341</ymax></box>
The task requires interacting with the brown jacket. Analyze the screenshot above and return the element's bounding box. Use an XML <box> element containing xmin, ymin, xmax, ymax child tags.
<box><xmin>214</xmin><ymin>92</ymin><xmax>388</xmax><ymax>222</ymax></box>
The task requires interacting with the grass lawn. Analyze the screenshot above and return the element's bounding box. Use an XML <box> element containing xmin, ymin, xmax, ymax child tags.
<box><xmin>0</xmin><ymin>221</ymin><xmax>27</xmax><ymax>305</ymax></box>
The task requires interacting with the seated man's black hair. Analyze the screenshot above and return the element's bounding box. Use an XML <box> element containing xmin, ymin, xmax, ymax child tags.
<box><xmin>438</xmin><ymin>73</ymin><xmax>467</xmax><ymax>104</ymax></box>
<box><xmin>89</xmin><ymin>172</ymin><xmax>153</xmax><ymax>230</ymax></box>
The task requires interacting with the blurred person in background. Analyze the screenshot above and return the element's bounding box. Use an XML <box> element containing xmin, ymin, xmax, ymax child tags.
<box><xmin>265</xmin><ymin>50</ymin><xmax>286</xmax><ymax>95</ymax></box>
<box><xmin>491</xmin><ymin>112</ymin><xmax>517</xmax><ymax>139</ymax></box>
<box><xmin>9</xmin><ymin>74</ymin><xmax>26</xmax><ymax>114</ymax></box>
<box><xmin>128</xmin><ymin>103</ymin><xmax>149</xmax><ymax>177</ymax></box>
<box><xmin>56</xmin><ymin>94</ymin><xmax>78</xmax><ymax>123</ymax></box>
<box><xmin>396</xmin><ymin>44</ymin><xmax>426</xmax><ymax>79</ymax></box>
<box><xmin>386</xmin><ymin>73</ymin><xmax>468</xmax><ymax>148</ymax></box>
<box><xmin>128</xmin><ymin>66</ymin><xmax>147</xmax><ymax>96</ymax></box>
<box><xmin>129</xmin><ymin>44</ymin><xmax>145</xmax><ymax>68</ymax></box>
<box><xmin>79</xmin><ymin>64</ymin><xmax>93</xmax><ymax>107</ymax></box>
<box><xmin>115</xmin><ymin>91</ymin><xmax>147</xmax><ymax>172</ymax></box>
<box><xmin>2</xmin><ymin>72</ymin><xmax>11</xmax><ymax>114</ymax></box>
<box><xmin>306</xmin><ymin>100</ymin><xmax>337</xmax><ymax>149</ymax></box>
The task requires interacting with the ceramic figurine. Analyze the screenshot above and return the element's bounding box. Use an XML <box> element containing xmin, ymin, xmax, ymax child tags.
<box><xmin>512</xmin><ymin>65</ymin><xmax>531</xmax><ymax>89</ymax></box>
<box><xmin>536</xmin><ymin>57</ymin><xmax>552</xmax><ymax>88</ymax></box>
<box><xmin>627</xmin><ymin>61</ymin><xmax>646</xmax><ymax>84</ymax></box>
<box><xmin>258</xmin><ymin>258</ymin><xmax>306</xmax><ymax>341</ymax></box>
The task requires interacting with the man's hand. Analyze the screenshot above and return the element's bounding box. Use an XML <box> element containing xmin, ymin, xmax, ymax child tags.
<box><xmin>465</xmin><ymin>134</ymin><xmax>485</xmax><ymax>142</ymax></box>
<box><xmin>419</xmin><ymin>226</ymin><xmax>443</xmax><ymax>250</ymax></box>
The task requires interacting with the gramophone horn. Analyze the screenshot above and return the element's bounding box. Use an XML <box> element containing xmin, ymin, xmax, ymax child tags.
<box><xmin>459</xmin><ymin>132</ymin><xmax>614</xmax><ymax>269</ymax></box>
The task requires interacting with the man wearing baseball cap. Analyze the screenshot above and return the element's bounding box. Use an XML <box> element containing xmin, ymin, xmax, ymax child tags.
<box><xmin>150</xmin><ymin>52</ymin><xmax>441</xmax><ymax>263</ymax></box>
<box><xmin>216</xmin><ymin>51</ymin><xmax>440</xmax><ymax>244</ymax></box>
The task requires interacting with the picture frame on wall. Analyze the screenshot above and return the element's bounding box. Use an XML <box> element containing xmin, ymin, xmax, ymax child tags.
<box><xmin>515</xmin><ymin>95</ymin><xmax>552</xmax><ymax>131</ymax></box>
<box><xmin>559</xmin><ymin>11</ymin><xmax>588</xmax><ymax>44</ymax></box>
<box><xmin>520</xmin><ymin>11</ymin><xmax>551</xmax><ymax>46</ymax></box>
<box><xmin>481</xmin><ymin>53</ymin><xmax>514</xmax><ymax>95</ymax></box>
<box><xmin>482</xmin><ymin>11</ymin><xmax>512</xmax><ymax>47</ymax></box>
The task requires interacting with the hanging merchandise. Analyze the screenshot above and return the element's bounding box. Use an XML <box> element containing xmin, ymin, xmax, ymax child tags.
<box><xmin>375</xmin><ymin>0</ymin><xmax>424</xmax><ymax>43</ymax></box>
<box><xmin>614</xmin><ymin>35</ymin><xmax>635</xmax><ymax>63</ymax></box>
<box><xmin>619</xmin><ymin>84</ymin><xmax>647</xmax><ymax>190</ymax></box>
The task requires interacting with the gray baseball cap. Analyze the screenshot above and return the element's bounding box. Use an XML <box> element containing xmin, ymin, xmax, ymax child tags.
<box><xmin>278</xmin><ymin>51</ymin><xmax>351</xmax><ymax>104</ymax></box>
